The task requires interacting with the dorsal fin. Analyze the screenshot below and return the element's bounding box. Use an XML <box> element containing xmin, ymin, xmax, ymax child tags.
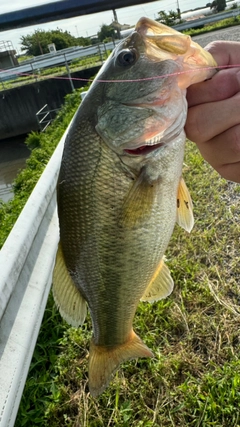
<box><xmin>141</xmin><ymin>258</ymin><xmax>174</xmax><ymax>302</ymax></box>
<box><xmin>52</xmin><ymin>243</ymin><xmax>87</xmax><ymax>327</ymax></box>
<box><xmin>176</xmin><ymin>177</ymin><xmax>194</xmax><ymax>233</ymax></box>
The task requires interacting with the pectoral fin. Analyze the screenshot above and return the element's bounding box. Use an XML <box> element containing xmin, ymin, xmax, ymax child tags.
<box><xmin>176</xmin><ymin>177</ymin><xmax>194</xmax><ymax>233</ymax></box>
<box><xmin>141</xmin><ymin>258</ymin><xmax>174</xmax><ymax>302</ymax></box>
<box><xmin>52</xmin><ymin>243</ymin><xmax>87</xmax><ymax>327</ymax></box>
<box><xmin>119</xmin><ymin>168</ymin><xmax>160</xmax><ymax>228</ymax></box>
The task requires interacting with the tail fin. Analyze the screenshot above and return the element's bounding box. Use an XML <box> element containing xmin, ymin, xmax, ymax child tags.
<box><xmin>88</xmin><ymin>330</ymin><xmax>154</xmax><ymax>397</ymax></box>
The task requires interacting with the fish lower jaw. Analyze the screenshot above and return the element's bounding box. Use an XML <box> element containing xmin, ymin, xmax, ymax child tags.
<box><xmin>124</xmin><ymin>141</ymin><xmax>165</xmax><ymax>156</ymax></box>
<box><xmin>124</xmin><ymin>130</ymin><xmax>168</xmax><ymax>156</ymax></box>
<box><xmin>123</xmin><ymin>129</ymin><xmax>181</xmax><ymax>156</ymax></box>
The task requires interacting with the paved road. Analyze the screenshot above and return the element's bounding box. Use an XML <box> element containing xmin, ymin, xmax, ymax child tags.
<box><xmin>192</xmin><ymin>25</ymin><xmax>240</xmax><ymax>47</ymax></box>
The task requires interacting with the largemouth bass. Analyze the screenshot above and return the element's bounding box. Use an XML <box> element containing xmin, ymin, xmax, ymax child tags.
<box><xmin>53</xmin><ymin>17</ymin><xmax>217</xmax><ymax>397</ymax></box>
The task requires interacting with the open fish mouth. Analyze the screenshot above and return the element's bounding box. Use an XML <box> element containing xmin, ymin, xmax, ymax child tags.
<box><xmin>124</xmin><ymin>142</ymin><xmax>165</xmax><ymax>156</ymax></box>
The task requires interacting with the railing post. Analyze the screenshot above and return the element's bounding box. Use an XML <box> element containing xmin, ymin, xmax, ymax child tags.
<box><xmin>64</xmin><ymin>53</ymin><xmax>74</xmax><ymax>92</ymax></box>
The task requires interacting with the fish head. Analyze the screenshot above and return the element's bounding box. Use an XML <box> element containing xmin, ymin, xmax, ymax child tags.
<box><xmin>93</xmin><ymin>17</ymin><xmax>217</xmax><ymax>170</ymax></box>
<box><xmin>135</xmin><ymin>17</ymin><xmax>217</xmax><ymax>87</ymax></box>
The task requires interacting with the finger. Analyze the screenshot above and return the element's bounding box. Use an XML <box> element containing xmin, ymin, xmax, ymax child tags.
<box><xmin>219</xmin><ymin>161</ymin><xmax>240</xmax><ymax>182</ymax></box>
<box><xmin>193</xmin><ymin>124</ymin><xmax>240</xmax><ymax>182</ymax></box>
<box><xmin>187</xmin><ymin>68</ymin><xmax>240</xmax><ymax>107</ymax></box>
<box><xmin>185</xmin><ymin>92</ymin><xmax>240</xmax><ymax>143</ymax></box>
<box><xmin>205</xmin><ymin>40</ymin><xmax>240</xmax><ymax>67</ymax></box>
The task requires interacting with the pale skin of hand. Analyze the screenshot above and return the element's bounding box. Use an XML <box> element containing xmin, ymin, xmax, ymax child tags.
<box><xmin>185</xmin><ymin>41</ymin><xmax>240</xmax><ymax>183</ymax></box>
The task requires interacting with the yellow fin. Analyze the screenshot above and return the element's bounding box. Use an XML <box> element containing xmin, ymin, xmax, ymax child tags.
<box><xmin>52</xmin><ymin>243</ymin><xmax>87</xmax><ymax>327</ymax></box>
<box><xmin>119</xmin><ymin>168</ymin><xmax>160</xmax><ymax>228</ymax></box>
<box><xmin>88</xmin><ymin>330</ymin><xmax>154</xmax><ymax>397</ymax></box>
<box><xmin>141</xmin><ymin>258</ymin><xmax>174</xmax><ymax>302</ymax></box>
<box><xmin>176</xmin><ymin>177</ymin><xmax>194</xmax><ymax>233</ymax></box>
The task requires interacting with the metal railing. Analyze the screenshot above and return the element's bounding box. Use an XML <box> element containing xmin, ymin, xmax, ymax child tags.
<box><xmin>36</xmin><ymin>103</ymin><xmax>60</xmax><ymax>132</ymax></box>
<box><xmin>0</xmin><ymin>40</ymin><xmax>14</xmax><ymax>52</ymax></box>
<box><xmin>0</xmin><ymin>120</ymin><xmax>72</xmax><ymax>427</ymax></box>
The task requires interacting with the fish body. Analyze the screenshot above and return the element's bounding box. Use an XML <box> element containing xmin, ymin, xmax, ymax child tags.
<box><xmin>53</xmin><ymin>18</ymin><xmax>217</xmax><ymax>396</ymax></box>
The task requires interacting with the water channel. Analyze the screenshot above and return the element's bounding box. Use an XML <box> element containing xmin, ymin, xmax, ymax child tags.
<box><xmin>0</xmin><ymin>136</ymin><xmax>30</xmax><ymax>202</ymax></box>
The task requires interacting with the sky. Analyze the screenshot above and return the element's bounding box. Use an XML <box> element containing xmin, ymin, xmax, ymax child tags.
<box><xmin>0</xmin><ymin>0</ymin><xmax>207</xmax><ymax>54</ymax></box>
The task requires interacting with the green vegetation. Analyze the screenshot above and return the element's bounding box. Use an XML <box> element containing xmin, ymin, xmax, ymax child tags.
<box><xmin>157</xmin><ymin>10</ymin><xmax>182</xmax><ymax>26</ymax></box>
<box><xmin>97</xmin><ymin>24</ymin><xmax>116</xmax><ymax>42</ymax></box>
<box><xmin>185</xmin><ymin>14</ymin><xmax>240</xmax><ymax>36</ymax></box>
<box><xmin>2</xmin><ymin>89</ymin><xmax>237</xmax><ymax>425</ymax></box>
<box><xmin>210</xmin><ymin>0</ymin><xmax>227</xmax><ymax>12</ymax></box>
<box><xmin>17</xmin><ymin>55</ymin><xmax>34</xmax><ymax>63</ymax></box>
<box><xmin>20</xmin><ymin>29</ymin><xmax>91</xmax><ymax>56</ymax></box>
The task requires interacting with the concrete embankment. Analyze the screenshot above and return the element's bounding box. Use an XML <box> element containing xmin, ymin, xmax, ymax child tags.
<box><xmin>0</xmin><ymin>66</ymin><xmax>100</xmax><ymax>140</ymax></box>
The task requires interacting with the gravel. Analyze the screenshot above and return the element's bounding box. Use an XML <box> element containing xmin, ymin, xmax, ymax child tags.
<box><xmin>191</xmin><ymin>25</ymin><xmax>240</xmax><ymax>47</ymax></box>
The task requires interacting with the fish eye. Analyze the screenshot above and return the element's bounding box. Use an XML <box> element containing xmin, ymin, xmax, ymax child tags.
<box><xmin>117</xmin><ymin>49</ymin><xmax>137</xmax><ymax>67</ymax></box>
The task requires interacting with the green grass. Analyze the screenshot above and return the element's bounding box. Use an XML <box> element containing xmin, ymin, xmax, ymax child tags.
<box><xmin>14</xmin><ymin>140</ymin><xmax>240</xmax><ymax>426</ymax></box>
<box><xmin>184</xmin><ymin>14</ymin><xmax>240</xmax><ymax>36</ymax></box>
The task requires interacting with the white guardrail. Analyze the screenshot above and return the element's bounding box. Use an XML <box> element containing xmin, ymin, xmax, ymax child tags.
<box><xmin>0</xmin><ymin>122</ymin><xmax>70</xmax><ymax>426</ymax></box>
<box><xmin>0</xmin><ymin>41</ymin><xmax>117</xmax><ymax>81</ymax></box>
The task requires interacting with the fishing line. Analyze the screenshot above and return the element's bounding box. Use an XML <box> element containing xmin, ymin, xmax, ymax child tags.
<box><xmin>1</xmin><ymin>63</ymin><xmax>240</xmax><ymax>84</ymax></box>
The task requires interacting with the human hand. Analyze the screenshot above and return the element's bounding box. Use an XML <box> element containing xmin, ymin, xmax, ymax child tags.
<box><xmin>185</xmin><ymin>41</ymin><xmax>240</xmax><ymax>183</ymax></box>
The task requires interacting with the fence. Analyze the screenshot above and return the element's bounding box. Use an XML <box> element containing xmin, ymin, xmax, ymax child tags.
<box><xmin>0</xmin><ymin>121</ymin><xmax>72</xmax><ymax>426</ymax></box>
<box><xmin>36</xmin><ymin>103</ymin><xmax>60</xmax><ymax>132</ymax></box>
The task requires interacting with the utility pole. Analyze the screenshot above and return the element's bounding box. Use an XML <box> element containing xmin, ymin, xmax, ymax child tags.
<box><xmin>35</xmin><ymin>33</ymin><xmax>43</xmax><ymax>55</ymax></box>
<box><xmin>112</xmin><ymin>9</ymin><xmax>121</xmax><ymax>39</ymax></box>
<box><xmin>176</xmin><ymin>0</ymin><xmax>181</xmax><ymax>19</ymax></box>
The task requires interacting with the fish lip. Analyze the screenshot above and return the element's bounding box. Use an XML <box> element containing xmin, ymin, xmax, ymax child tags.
<box><xmin>124</xmin><ymin>141</ymin><xmax>165</xmax><ymax>156</ymax></box>
<box><xmin>123</xmin><ymin>128</ymin><xmax>182</xmax><ymax>156</ymax></box>
<box><xmin>135</xmin><ymin>17</ymin><xmax>165</xmax><ymax>37</ymax></box>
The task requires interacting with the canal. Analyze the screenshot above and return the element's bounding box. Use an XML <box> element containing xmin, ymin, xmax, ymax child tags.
<box><xmin>0</xmin><ymin>136</ymin><xmax>30</xmax><ymax>202</ymax></box>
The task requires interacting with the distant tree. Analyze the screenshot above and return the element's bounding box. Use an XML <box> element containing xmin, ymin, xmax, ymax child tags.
<box><xmin>97</xmin><ymin>24</ymin><xmax>116</xmax><ymax>42</ymax></box>
<box><xmin>157</xmin><ymin>10</ymin><xmax>181</xmax><ymax>26</ymax></box>
<box><xmin>20</xmin><ymin>29</ymin><xmax>90</xmax><ymax>56</ymax></box>
<box><xmin>91</xmin><ymin>37</ymin><xmax>100</xmax><ymax>45</ymax></box>
<box><xmin>77</xmin><ymin>36</ymin><xmax>91</xmax><ymax>47</ymax></box>
<box><xmin>210</xmin><ymin>0</ymin><xmax>226</xmax><ymax>11</ymax></box>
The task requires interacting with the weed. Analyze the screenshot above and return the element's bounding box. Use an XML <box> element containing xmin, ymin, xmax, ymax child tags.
<box><xmin>184</xmin><ymin>14</ymin><xmax>240</xmax><ymax>36</ymax></box>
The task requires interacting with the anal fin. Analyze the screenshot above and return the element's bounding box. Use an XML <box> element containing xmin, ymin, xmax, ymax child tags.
<box><xmin>89</xmin><ymin>330</ymin><xmax>153</xmax><ymax>397</ymax></box>
<box><xmin>141</xmin><ymin>258</ymin><xmax>174</xmax><ymax>302</ymax></box>
<box><xmin>52</xmin><ymin>243</ymin><xmax>87</xmax><ymax>327</ymax></box>
<box><xmin>176</xmin><ymin>177</ymin><xmax>194</xmax><ymax>233</ymax></box>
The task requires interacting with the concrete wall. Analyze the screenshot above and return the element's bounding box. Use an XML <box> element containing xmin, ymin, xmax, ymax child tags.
<box><xmin>0</xmin><ymin>50</ymin><xmax>18</xmax><ymax>70</ymax></box>
<box><xmin>0</xmin><ymin>66</ymin><xmax>100</xmax><ymax>140</ymax></box>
